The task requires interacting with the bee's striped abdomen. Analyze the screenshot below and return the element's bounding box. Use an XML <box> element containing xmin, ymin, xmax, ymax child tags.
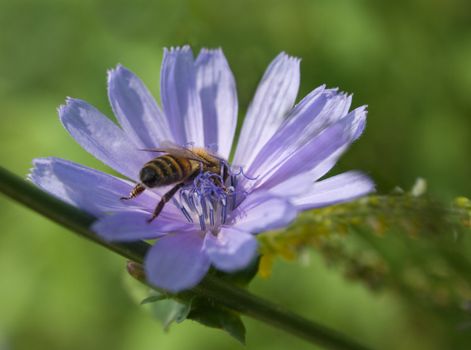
<box><xmin>140</xmin><ymin>155</ymin><xmax>192</xmax><ymax>187</ymax></box>
<box><xmin>155</xmin><ymin>155</ymin><xmax>187</xmax><ymax>182</ymax></box>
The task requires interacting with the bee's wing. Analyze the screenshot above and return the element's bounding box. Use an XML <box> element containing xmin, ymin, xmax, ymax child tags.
<box><xmin>140</xmin><ymin>142</ymin><xmax>211</xmax><ymax>165</ymax></box>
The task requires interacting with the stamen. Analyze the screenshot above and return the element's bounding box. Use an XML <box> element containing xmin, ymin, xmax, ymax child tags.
<box><xmin>188</xmin><ymin>192</ymin><xmax>197</xmax><ymax>212</ymax></box>
<box><xmin>231</xmin><ymin>174</ymin><xmax>237</xmax><ymax>188</ymax></box>
<box><xmin>171</xmin><ymin>165</ymin><xmax>257</xmax><ymax>233</ymax></box>
<box><xmin>173</xmin><ymin>198</ymin><xmax>194</xmax><ymax>223</ymax></box>
<box><xmin>221</xmin><ymin>197</ymin><xmax>227</xmax><ymax>224</ymax></box>
<box><xmin>200</xmin><ymin>194</ymin><xmax>208</xmax><ymax>219</ymax></box>
<box><xmin>209</xmin><ymin>208</ymin><xmax>215</xmax><ymax>226</ymax></box>
<box><xmin>193</xmin><ymin>192</ymin><xmax>203</xmax><ymax>216</ymax></box>
<box><xmin>181</xmin><ymin>206</ymin><xmax>193</xmax><ymax>223</ymax></box>
<box><xmin>181</xmin><ymin>191</ymin><xmax>193</xmax><ymax>211</ymax></box>
<box><xmin>206</xmin><ymin>199</ymin><xmax>215</xmax><ymax>226</ymax></box>
<box><xmin>198</xmin><ymin>215</ymin><xmax>206</xmax><ymax>231</ymax></box>
<box><xmin>227</xmin><ymin>186</ymin><xmax>236</xmax><ymax>210</ymax></box>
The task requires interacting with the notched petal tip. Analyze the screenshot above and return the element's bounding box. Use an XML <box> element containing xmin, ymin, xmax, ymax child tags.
<box><xmin>58</xmin><ymin>97</ymin><xmax>90</xmax><ymax>121</ymax></box>
<box><xmin>276</xmin><ymin>51</ymin><xmax>301</xmax><ymax>64</ymax></box>
<box><xmin>267</xmin><ymin>52</ymin><xmax>301</xmax><ymax>75</ymax></box>
<box><xmin>28</xmin><ymin>157</ymin><xmax>56</xmax><ymax>183</ymax></box>
<box><xmin>106</xmin><ymin>63</ymin><xmax>127</xmax><ymax>84</ymax></box>
<box><xmin>350</xmin><ymin>105</ymin><xmax>368</xmax><ymax>140</ymax></box>
<box><xmin>107</xmin><ymin>64</ymin><xmax>136</xmax><ymax>93</ymax></box>
<box><xmin>195</xmin><ymin>47</ymin><xmax>227</xmax><ymax>68</ymax></box>
<box><xmin>233</xmin><ymin>49</ymin><xmax>301</xmax><ymax>168</ymax></box>
<box><xmin>164</xmin><ymin>45</ymin><xmax>193</xmax><ymax>55</ymax></box>
<box><xmin>198</xmin><ymin>47</ymin><xmax>223</xmax><ymax>55</ymax></box>
<box><xmin>58</xmin><ymin>98</ymin><xmax>91</xmax><ymax>132</ymax></box>
<box><xmin>57</xmin><ymin>96</ymin><xmax>75</xmax><ymax>115</ymax></box>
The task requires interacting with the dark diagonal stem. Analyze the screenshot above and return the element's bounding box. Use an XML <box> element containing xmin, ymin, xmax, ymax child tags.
<box><xmin>0</xmin><ymin>166</ymin><xmax>370</xmax><ymax>350</ymax></box>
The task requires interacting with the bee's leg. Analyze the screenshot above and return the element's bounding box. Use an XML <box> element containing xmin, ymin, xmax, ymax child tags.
<box><xmin>121</xmin><ymin>183</ymin><xmax>146</xmax><ymax>200</ymax></box>
<box><xmin>221</xmin><ymin>162</ymin><xmax>229</xmax><ymax>182</ymax></box>
<box><xmin>148</xmin><ymin>182</ymin><xmax>185</xmax><ymax>223</ymax></box>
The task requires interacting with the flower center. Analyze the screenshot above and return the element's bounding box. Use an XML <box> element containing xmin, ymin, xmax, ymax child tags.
<box><xmin>172</xmin><ymin>167</ymin><xmax>244</xmax><ymax>234</ymax></box>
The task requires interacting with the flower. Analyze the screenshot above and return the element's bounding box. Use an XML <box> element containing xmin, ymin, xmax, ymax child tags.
<box><xmin>29</xmin><ymin>46</ymin><xmax>374</xmax><ymax>292</ymax></box>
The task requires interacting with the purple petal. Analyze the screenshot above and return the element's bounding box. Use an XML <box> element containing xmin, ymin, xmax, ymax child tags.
<box><xmin>92</xmin><ymin>211</ymin><xmax>192</xmax><ymax>242</ymax></box>
<box><xmin>108</xmin><ymin>65</ymin><xmax>173</xmax><ymax>148</ymax></box>
<box><xmin>195</xmin><ymin>48</ymin><xmax>238</xmax><ymax>158</ymax></box>
<box><xmin>233</xmin><ymin>53</ymin><xmax>300</xmax><ymax>168</ymax></box>
<box><xmin>307</xmin><ymin>108</ymin><xmax>366</xmax><ymax>181</ymax></box>
<box><xmin>59</xmin><ymin>98</ymin><xmax>151</xmax><ymax>180</ymax></box>
<box><xmin>145</xmin><ymin>233</ymin><xmax>210</xmax><ymax>292</ymax></box>
<box><xmin>309</xmin><ymin>156</ymin><xmax>339</xmax><ymax>182</ymax></box>
<box><xmin>248</xmin><ymin>106</ymin><xmax>367</xmax><ymax>192</ymax></box>
<box><xmin>203</xmin><ymin>228</ymin><xmax>257</xmax><ymax>272</ymax></box>
<box><xmin>292</xmin><ymin>171</ymin><xmax>375</xmax><ymax>210</ymax></box>
<box><xmin>161</xmin><ymin>46</ymin><xmax>204</xmax><ymax>146</ymax></box>
<box><xmin>28</xmin><ymin>157</ymin><xmax>157</xmax><ymax>216</ymax></box>
<box><xmin>247</xmin><ymin>87</ymin><xmax>353</xmax><ymax>178</ymax></box>
<box><xmin>263</xmin><ymin>171</ymin><xmax>314</xmax><ymax>197</ymax></box>
<box><xmin>233</xmin><ymin>192</ymin><xmax>297</xmax><ymax>233</ymax></box>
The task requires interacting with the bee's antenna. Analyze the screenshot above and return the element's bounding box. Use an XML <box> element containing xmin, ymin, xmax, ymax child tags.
<box><xmin>138</xmin><ymin>148</ymin><xmax>166</xmax><ymax>153</ymax></box>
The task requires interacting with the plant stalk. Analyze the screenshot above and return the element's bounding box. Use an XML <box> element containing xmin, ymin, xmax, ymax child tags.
<box><xmin>0</xmin><ymin>166</ymin><xmax>370</xmax><ymax>350</ymax></box>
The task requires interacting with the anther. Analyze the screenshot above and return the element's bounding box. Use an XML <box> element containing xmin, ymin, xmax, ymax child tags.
<box><xmin>209</xmin><ymin>208</ymin><xmax>215</xmax><ymax>226</ymax></box>
<box><xmin>193</xmin><ymin>192</ymin><xmax>204</xmax><ymax>216</ymax></box>
<box><xmin>201</xmin><ymin>196</ymin><xmax>209</xmax><ymax>220</ymax></box>
<box><xmin>198</xmin><ymin>215</ymin><xmax>206</xmax><ymax>231</ymax></box>
<box><xmin>181</xmin><ymin>206</ymin><xmax>193</xmax><ymax>223</ymax></box>
<box><xmin>221</xmin><ymin>199</ymin><xmax>227</xmax><ymax>225</ymax></box>
<box><xmin>186</xmin><ymin>192</ymin><xmax>196</xmax><ymax>212</ymax></box>
<box><xmin>231</xmin><ymin>174</ymin><xmax>237</xmax><ymax>188</ymax></box>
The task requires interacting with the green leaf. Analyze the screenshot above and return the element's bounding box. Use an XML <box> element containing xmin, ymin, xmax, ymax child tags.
<box><xmin>140</xmin><ymin>293</ymin><xmax>167</xmax><ymax>305</ymax></box>
<box><xmin>150</xmin><ymin>298</ymin><xmax>193</xmax><ymax>331</ymax></box>
<box><xmin>219</xmin><ymin>311</ymin><xmax>246</xmax><ymax>345</ymax></box>
<box><xmin>123</xmin><ymin>271</ymin><xmax>189</xmax><ymax>330</ymax></box>
<box><xmin>140</xmin><ymin>291</ymin><xmax>247</xmax><ymax>344</ymax></box>
<box><xmin>188</xmin><ymin>298</ymin><xmax>246</xmax><ymax>345</ymax></box>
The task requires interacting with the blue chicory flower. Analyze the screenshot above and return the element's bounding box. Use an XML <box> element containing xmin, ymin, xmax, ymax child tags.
<box><xmin>29</xmin><ymin>46</ymin><xmax>374</xmax><ymax>292</ymax></box>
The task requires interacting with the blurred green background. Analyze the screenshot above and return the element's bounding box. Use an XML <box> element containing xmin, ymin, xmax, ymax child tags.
<box><xmin>1</xmin><ymin>0</ymin><xmax>471</xmax><ymax>349</ymax></box>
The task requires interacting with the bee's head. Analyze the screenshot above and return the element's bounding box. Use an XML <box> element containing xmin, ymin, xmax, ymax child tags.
<box><xmin>140</xmin><ymin>167</ymin><xmax>160</xmax><ymax>187</ymax></box>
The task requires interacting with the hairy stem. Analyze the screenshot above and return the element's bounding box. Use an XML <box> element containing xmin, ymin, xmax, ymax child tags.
<box><xmin>0</xmin><ymin>166</ymin><xmax>370</xmax><ymax>350</ymax></box>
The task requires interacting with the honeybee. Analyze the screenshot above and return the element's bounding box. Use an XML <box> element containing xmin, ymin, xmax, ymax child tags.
<box><xmin>121</xmin><ymin>142</ymin><xmax>228</xmax><ymax>222</ymax></box>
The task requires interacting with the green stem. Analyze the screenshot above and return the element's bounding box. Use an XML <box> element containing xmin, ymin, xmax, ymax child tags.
<box><xmin>0</xmin><ymin>166</ymin><xmax>370</xmax><ymax>350</ymax></box>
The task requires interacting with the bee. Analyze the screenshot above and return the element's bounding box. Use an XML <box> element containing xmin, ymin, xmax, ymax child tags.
<box><xmin>121</xmin><ymin>142</ymin><xmax>228</xmax><ymax>222</ymax></box>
